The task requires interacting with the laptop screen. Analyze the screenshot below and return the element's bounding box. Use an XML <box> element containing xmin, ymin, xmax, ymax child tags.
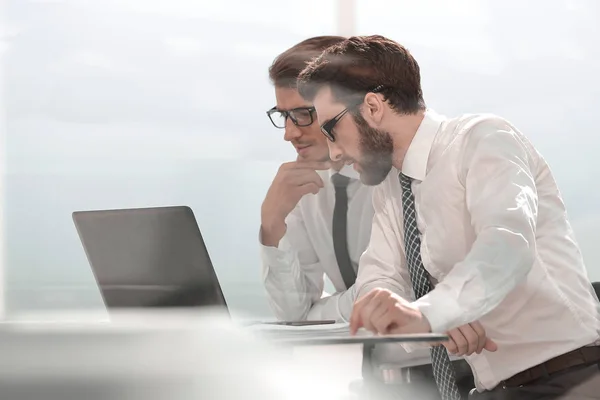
<box><xmin>72</xmin><ymin>206</ymin><xmax>228</xmax><ymax>310</ymax></box>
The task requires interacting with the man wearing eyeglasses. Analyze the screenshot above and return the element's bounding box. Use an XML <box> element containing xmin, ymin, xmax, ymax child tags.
<box><xmin>297</xmin><ymin>35</ymin><xmax>600</xmax><ymax>399</ymax></box>
<box><xmin>261</xmin><ymin>35</ymin><xmax>374</xmax><ymax>323</ymax></box>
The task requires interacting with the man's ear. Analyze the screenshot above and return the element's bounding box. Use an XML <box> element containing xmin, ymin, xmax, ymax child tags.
<box><xmin>362</xmin><ymin>92</ymin><xmax>385</xmax><ymax>126</ymax></box>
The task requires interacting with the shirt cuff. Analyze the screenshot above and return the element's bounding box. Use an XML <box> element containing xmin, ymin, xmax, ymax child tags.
<box><xmin>411</xmin><ymin>289</ymin><xmax>462</xmax><ymax>333</ymax></box>
<box><xmin>259</xmin><ymin>231</ymin><xmax>295</xmax><ymax>270</ymax></box>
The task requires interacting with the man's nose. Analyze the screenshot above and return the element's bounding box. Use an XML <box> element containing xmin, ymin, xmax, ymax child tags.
<box><xmin>283</xmin><ymin>118</ymin><xmax>302</xmax><ymax>142</ymax></box>
<box><xmin>328</xmin><ymin>141</ymin><xmax>344</xmax><ymax>162</ymax></box>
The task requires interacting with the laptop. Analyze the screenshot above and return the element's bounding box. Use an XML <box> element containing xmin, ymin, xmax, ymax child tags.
<box><xmin>72</xmin><ymin>206</ymin><xmax>228</xmax><ymax>311</ymax></box>
<box><xmin>71</xmin><ymin>206</ymin><xmax>445</xmax><ymax>345</ymax></box>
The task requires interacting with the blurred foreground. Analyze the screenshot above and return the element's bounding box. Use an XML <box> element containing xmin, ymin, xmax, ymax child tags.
<box><xmin>0</xmin><ymin>308</ymin><xmax>357</xmax><ymax>400</ymax></box>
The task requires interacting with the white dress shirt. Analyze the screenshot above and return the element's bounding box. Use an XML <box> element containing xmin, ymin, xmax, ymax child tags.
<box><xmin>356</xmin><ymin>109</ymin><xmax>600</xmax><ymax>390</ymax></box>
<box><xmin>261</xmin><ymin>165</ymin><xmax>374</xmax><ymax>322</ymax></box>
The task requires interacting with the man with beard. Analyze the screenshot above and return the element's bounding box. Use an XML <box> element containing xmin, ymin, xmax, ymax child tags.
<box><xmin>297</xmin><ymin>35</ymin><xmax>600</xmax><ymax>399</ymax></box>
<box><xmin>263</xmin><ymin>36</ymin><xmax>483</xmax><ymax>399</ymax></box>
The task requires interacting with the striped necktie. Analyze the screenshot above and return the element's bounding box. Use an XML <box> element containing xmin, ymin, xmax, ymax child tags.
<box><xmin>400</xmin><ymin>172</ymin><xmax>461</xmax><ymax>400</ymax></box>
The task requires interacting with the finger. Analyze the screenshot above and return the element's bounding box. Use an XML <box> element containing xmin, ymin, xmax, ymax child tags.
<box><xmin>383</xmin><ymin>298</ymin><xmax>419</xmax><ymax>335</ymax></box>
<box><xmin>372</xmin><ymin>308</ymin><xmax>398</xmax><ymax>334</ymax></box>
<box><xmin>350</xmin><ymin>291</ymin><xmax>378</xmax><ymax>334</ymax></box>
<box><xmin>350</xmin><ymin>293</ymin><xmax>371</xmax><ymax>333</ymax></box>
<box><xmin>359</xmin><ymin>293</ymin><xmax>387</xmax><ymax>334</ymax></box>
<box><xmin>458</xmin><ymin>324</ymin><xmax>479</xmax><ymax>356</ymax></box>
<box><xmin>469</xmin><ymin>321</ymin><xmax>487</xmax><ymax>354</ymax></box>
<box><xmin>289</xmin><ymin>161</ymin><xmax>332</xmax><ymax>171</ymax></box>
<box><xmin>293</xmin><ymin>182</ymin><xmax>322</xmax><ymax>198</ymax></box>
<box><xmin>449</xmin><ymin>327</ymin><xmax>469</xmax><ymax>356</ymax></box>
<box><xmin>364</xmin><ymin>302</ymin><xmax>390</xmax><ymax>334</ymax></box>
<box><xmin>279</xmin><ymin>161</ymin><xmax>296</xmax><ymax>171</ymax></box>
<box><xmin>483</xmin><ymin>337</ymin><xmax>498</xmax><ymax>352</ymax></box>
<box><xmin>442</xmin><ymin>331</ymin><xmax>459</xmax><ymax>354</ymax></box>
<box><xmin>368</xmin><ymin>292</ymin><xmax>406</xmax><ymax>335</ymax></box>
<box><xmin>349</xmin><ymin>310</ymin><xmax>361</xmax><ymax>335</ymax></box>
<box><xmin>278</xmin><ymin>161</ymin><xmax>330</xmax><ymax>173</ymax></box>
<box><xmin>358</xmin><ymin>289</ymin><xmax>395</xmax><ymax>334</ymax></box>
<box><xmin>279</xmin><ymin>159</ymin><xmax>331</xmax><ymax>171</ymax></box>
<box><xmin>287</xmin><ymin>170</ymin><xmax>324</xmax><ymax>188</ymax></box>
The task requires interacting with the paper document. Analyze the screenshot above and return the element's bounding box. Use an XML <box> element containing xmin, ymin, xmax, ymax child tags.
<box><xmin>245</xmin><ymin>322</ymin><xmax>373</xmax><ymax>341</ymax></box>
<box><xmin>247</xmin><ymin>322</ymin><xmax>349</xmax><ymax>334</ymax></box>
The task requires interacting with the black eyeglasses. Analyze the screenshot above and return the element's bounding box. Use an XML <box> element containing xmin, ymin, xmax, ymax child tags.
<box><xmin>319</xmin><ymin>85</ymin><xmax>385</xmax><ymax>142</ymax></box>
<box><xmin>320</xmin><ymin>108</ymin><xmax>350</xmax><ymax>142</ymax></box>
<box><xmin>266</xmin><ymin>106</ymin><xmax>316</xmax><ymax>129</ymax></box>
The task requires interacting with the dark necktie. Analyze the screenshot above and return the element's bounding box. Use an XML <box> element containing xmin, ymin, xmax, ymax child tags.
<box><xmin>399</xmin><ymin>173</ymin><xmax>461</xmax><ymax>400</ymax></box>
<box><xmin>331</xmin><ymin>173</ymin><xmax>356</xmax><ymax>289</ymax></box>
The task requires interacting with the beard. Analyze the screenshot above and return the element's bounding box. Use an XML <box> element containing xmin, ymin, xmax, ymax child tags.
<box><xmin>353</xmin><ymin>112</ymin><xmax>394</xmax><ymax>186</ymax></box>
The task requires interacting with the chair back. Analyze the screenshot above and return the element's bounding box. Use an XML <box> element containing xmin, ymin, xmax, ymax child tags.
<box><xmin>592</xmin><ymin>282</ymin><xmax>600</xmax><ymax>300</ymax></box>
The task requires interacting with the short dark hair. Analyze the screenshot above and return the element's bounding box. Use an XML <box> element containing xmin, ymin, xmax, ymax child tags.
<box><xmin>297</xmin><ymin>35</ymin><xmax>425</xmax><ymax>114</ymax></box>
<box><xmin>268</xmin><ymin>35</ymin><xmax>346</xmax><ymax>88</ymax></box>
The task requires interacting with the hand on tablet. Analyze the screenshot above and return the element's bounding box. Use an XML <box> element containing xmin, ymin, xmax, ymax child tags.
<box><xmin>349</xmin><ymin>288</ymin><xmax>498</xmax><ymax>356</ymax></box>
<box><xmin>349</xmin><ymin>288</ymin><xmax>431</xmax><ymax>335</ymax></box>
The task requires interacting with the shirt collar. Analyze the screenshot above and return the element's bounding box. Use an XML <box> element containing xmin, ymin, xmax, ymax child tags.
<box><xmin>401</xmin><ymin>109</ymin><xmax>445</xmax><ymax>181</ymax></box>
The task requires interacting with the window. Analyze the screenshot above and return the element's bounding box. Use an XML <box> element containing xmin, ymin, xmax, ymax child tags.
<box><xmin>3</xmin><ymin>0</ymin><xmax>336</xmax><ymax>318</ymax></box>
<box><xmin>357</xmin><ymin>0</ymin><xmax>600</xmax><ymax>278</ymax></box>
